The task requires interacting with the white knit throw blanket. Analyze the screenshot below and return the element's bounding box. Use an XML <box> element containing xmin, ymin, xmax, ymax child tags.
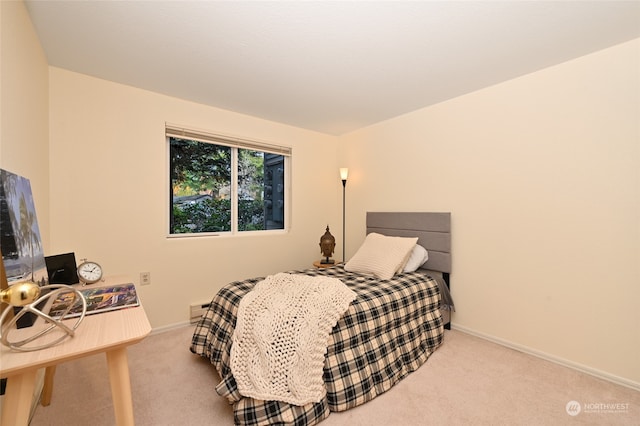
<box><xmin>230</xmin><ymin>273</ymin><xmax>357</xmax><ymax>405</ymax></box>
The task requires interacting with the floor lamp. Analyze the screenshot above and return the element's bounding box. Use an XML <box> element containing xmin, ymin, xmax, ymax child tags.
<box><xmin>340</xmin><ymin>168</ymin><xmax>349</xmax><ymax>263</ymax></box>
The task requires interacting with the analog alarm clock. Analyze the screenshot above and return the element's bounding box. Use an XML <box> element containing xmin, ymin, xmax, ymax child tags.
<box><xmin>77</xmin><ymin>259</ymin><xmax>103</xmax><ymax>285</ymax></box>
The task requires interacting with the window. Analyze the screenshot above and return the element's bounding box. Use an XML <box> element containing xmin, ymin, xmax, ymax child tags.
<box><xmin>166</xmin><ymin>125</ymin><xmax>290</xmax><ymax>236</ymax></box>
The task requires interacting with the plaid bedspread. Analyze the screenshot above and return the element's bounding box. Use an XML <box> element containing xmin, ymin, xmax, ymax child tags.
<box><xmin>190</xmin><ymin>265</ymin><xmax>444</xmax><ymax>426</ymax></box>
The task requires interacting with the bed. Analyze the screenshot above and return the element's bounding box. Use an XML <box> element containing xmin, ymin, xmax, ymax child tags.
<box><xmin>190</xmin><ymin>212</ymin><xmax>452</xmax><ymax>425</ymax></box>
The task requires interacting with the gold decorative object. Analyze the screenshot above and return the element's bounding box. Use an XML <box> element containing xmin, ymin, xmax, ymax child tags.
<box><xmin>0</xmin><ymin>281</ymin><xmax>41</xmax><ymax>306</ymax></box>
<box><xmin>319</xmin><ymin>225</ymin><xmax>336</xmax><ymax>264</ymax></box>
<box><xmin>0</xmin><ymin>282</ymin><xmax>87</xmax><ymax>352</ymax></box>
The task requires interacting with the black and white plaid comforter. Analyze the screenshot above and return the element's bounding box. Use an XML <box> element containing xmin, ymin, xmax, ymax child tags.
<box><xmin>190</xmin><ymin>265</ymin><xmax>444</xmax><ymax>426</ymax></box>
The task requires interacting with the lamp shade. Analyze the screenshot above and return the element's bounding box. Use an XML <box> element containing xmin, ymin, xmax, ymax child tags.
<box><xmin>340</xmin><ymin>168</ymin><xmax>349</xmax><ymax>181</ymax></box>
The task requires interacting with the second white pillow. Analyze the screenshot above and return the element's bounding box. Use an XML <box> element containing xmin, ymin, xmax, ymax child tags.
<box><xmin>403</xmin><ymin>244</ymin><xmax>429</xmax><ymax>272</ymax></box>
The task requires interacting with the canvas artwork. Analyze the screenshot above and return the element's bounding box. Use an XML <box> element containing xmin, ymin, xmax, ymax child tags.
<box><xmin>0</xmin><ymin>169</ymin><xmax>47</xmax><ymax>287</ymax></box>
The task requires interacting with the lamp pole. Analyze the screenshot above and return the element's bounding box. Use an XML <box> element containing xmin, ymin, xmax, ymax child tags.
<box><xmin>340</xmin><ymin>168</ymin><xmax>349</xmax><ymax>263</ymax></box>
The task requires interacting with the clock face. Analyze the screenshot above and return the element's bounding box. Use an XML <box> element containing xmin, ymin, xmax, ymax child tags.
<box><xmin>77</xmin><ymin>261</ymin><xmax>103</xmax><ymax>284</ymax></box>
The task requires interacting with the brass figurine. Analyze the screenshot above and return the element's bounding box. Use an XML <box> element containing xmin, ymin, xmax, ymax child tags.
<box><xmin>319</xmin><ymin>225</ymin><xmax>336</xmax><ymax>264</ymax></box>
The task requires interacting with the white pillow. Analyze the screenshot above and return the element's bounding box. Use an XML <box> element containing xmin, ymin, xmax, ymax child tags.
<box><xmin>344</xmin><ymin>233</ymin><xmax>418</xmax><ymax>280</ymax></box>
<box><xmin>402</xmin><ymin>244</ymin><xmax>429</xmax><ymax>273</ymax></box>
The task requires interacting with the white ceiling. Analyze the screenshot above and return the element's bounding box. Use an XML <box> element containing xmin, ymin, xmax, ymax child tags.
<box><xmin>25</xmin><ymin>1</ymin><xmax>640</xmax><ymax>136</ymax></box>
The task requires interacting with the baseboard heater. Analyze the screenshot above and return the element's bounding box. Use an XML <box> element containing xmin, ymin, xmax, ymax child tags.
<box><xmin>190</xmin><ymin>302</ymin><xmax>211</xmax><ymax>324</ymax></box>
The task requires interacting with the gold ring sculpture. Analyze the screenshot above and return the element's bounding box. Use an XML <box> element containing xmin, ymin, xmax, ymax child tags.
<box><xmin>0</xmin><ymin>281</ymin><xmax>87</xmax><ymax>352</ymax></box>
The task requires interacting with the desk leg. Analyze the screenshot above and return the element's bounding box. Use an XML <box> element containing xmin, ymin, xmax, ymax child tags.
<box><xmin>41</xmin><ymin>365</ymin><xmax>57</xmax><ymax>406</ymax></box>
<box><xmin>106</xmin><ymin>347</ymin><xmax>135</xmax><ymax>426</ymax></box>
<box><xmin>1</xmin><ymin>369</ymin><xmax>37</xmax><ymax>426</ymax></box>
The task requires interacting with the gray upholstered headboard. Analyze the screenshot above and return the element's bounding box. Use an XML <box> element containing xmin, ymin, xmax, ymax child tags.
<box><xmin>366</xmin><ymin>212</ymin><xmax>451</xmax><ymax>274</ymax></box>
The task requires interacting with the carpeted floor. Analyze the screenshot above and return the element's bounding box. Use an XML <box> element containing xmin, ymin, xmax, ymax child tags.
<box><xmin>29</xmin><ymin>325</ymin><xmax>639</xmax><ymax>425</ymax></box>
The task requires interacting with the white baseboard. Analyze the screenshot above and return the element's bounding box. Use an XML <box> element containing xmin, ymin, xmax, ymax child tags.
<box><xmin>150</xmin><ymin>320</ymin><xmax>192</xmax><ymax>335</ymax></box>
<box><xmin>450</xmin><ymin>323</ymin><xmax>640</xmax><ymax>392</ymax></box>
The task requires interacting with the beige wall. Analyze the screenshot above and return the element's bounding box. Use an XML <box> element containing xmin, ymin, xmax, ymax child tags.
<box><xmin>48</xmin><ymin>68</ymin><xmax>341</xmax><ymax>329</ymax></box>
<box><xmin>340</xmin><ymin>39</ymin><xmax>640</xmax><ymax>387</ymax></box>
<box><xmin>0</xmin><ymin>0</ymin><xmax>50</xmax><ymax>251</ymax></box>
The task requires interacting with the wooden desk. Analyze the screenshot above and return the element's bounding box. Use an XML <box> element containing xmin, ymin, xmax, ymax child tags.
<box><xmin>0</xmin><ymin>276</ymin><xmax>151</xmax><ymax>426</ymax></box>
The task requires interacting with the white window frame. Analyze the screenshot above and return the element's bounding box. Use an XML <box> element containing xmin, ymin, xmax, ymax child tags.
<box><xmin>166</xmin><ymin>123</ymin><xmax>291</xmax><ymax>238</ymax></box>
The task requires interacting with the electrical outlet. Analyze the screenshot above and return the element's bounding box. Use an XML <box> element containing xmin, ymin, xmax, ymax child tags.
<box><xmin>140</xmin><ymin>272</ymin><xmax>151</xmax><ymax>286</ymax></box>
